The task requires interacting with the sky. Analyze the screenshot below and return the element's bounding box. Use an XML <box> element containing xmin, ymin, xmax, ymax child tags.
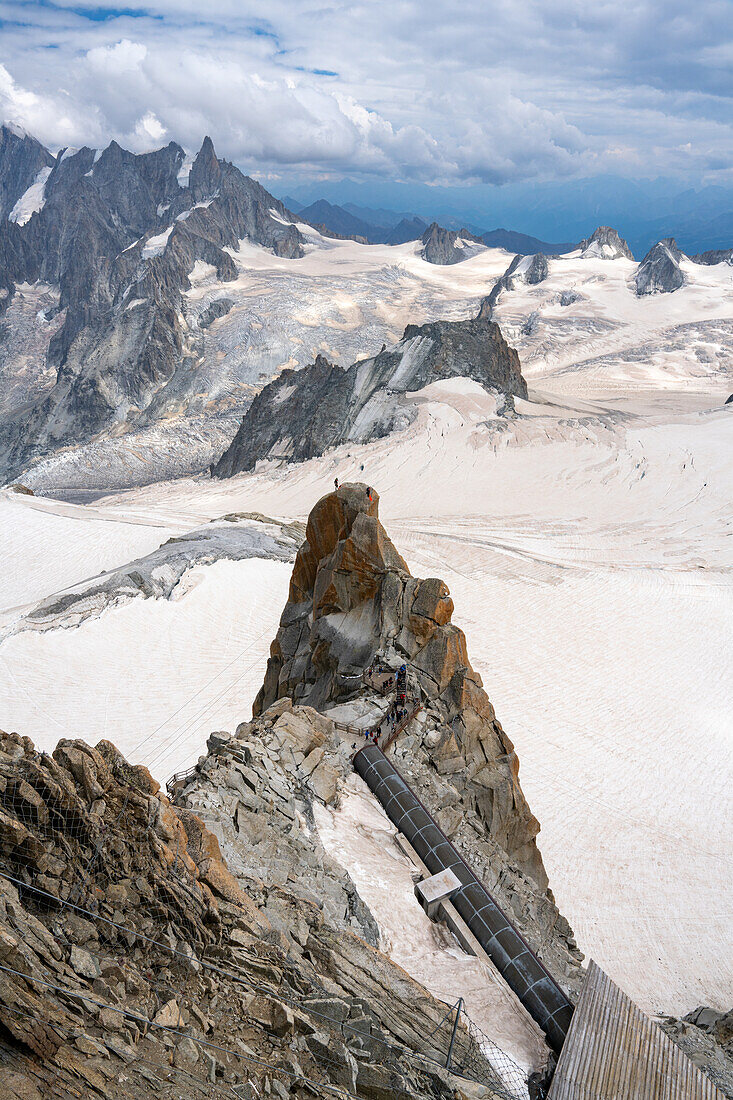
<box><xmin>1</xmin><ymin>0</ymin><xmax>733</xmax><ymax>243</ymax></box>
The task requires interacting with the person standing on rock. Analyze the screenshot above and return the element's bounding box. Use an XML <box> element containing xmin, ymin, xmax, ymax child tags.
<box><xmin>366</xmin><ymin>486</ymin><xmax>373</xmax><ymax>501</ymax></box>
<box><xmin>334</xmin><ymin>477</ymin><xmax>339</xmax><ymax>490</ymax></box>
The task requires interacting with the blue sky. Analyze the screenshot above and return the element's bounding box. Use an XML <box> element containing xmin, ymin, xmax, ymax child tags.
<box><xmin>1</xmin><ymin>0</ymin><xmax>732</xmax><ymax>243</ymax></box>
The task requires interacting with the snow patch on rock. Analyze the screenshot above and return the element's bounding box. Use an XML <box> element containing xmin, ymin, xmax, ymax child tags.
<box><xmin>8</xmin><ymin>165</ymin><xmax>52</xmax><ymax>225</ymax></box>
<box><xmin>141</xmin><ymin>226</ymin><xmax>174</xmax><ymax>259</ymax></box>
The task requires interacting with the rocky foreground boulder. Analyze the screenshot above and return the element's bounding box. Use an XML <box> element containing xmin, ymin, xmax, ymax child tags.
<box><xmin>0</xmin><ymin>724</ymin><xmax>512</xmax><ymax>1099</ymax></box>
<box><xmin>212</xmin><ymin>313</ymin><xmax>526</xmax><ymax>476</ymax></box>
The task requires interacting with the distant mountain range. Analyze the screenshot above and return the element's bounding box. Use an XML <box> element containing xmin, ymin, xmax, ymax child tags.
<box><xmin>479</xmin><ymin>228</ymin><xmax>575</xmax><ymax>255</ymax></box>
<box><xmin>282</xmin><ymin>193</ymin><xmax>575</xmax><ymax>254</ymax></box>
<box><xmin>281</xmin><ymin>177</ymin><xmax>733</xmax><ymax>257</ymax></box>
<box><xmin>294</xmin><ymin>199</ymin><xmax>428</xmax><ymax>245</ymax></box>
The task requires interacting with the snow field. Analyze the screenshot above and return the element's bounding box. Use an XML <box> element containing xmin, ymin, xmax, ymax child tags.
<box><xmin>0</xmin><ymin>489</ymin><xmax>183</xmax><ymax>628</ymax></box>
<box><xmin>0</xmin><ymin>557</ymin><xmax>290</xmax><ymax>778</ymax></box>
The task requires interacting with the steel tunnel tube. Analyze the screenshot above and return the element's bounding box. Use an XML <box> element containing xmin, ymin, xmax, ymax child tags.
<box><xmin>353</xmin><ymin>743</ymin><xmax>574</xmax><ymax>1054</ymax></box>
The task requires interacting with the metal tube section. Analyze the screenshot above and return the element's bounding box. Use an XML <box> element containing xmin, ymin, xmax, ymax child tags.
<box><xmin>353</xmin><ymin>744</ymin><xmax>574</xmax><ymax>1054</ymax></box>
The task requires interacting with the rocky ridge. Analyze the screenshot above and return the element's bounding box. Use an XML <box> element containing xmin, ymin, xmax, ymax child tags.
<box><xmin>212</xmin><ymin>312</ymin><xmax>527</xmax><ymax>477</ymax></box>
<box><xmin>0</xmin><ymin>721</ymin><xmax>513</xmax><ymax>1100</ymax></box>
<box><xmin>5</xmin><ymin>513</ymin><xmax>304</xmax><ymax>639</ymax></box>
<box><xmin>691</xmin><ymin>248</ymin><xmax>733</xmax><ymax>266</ymax></box>
<box><xmin>478</xmin><ymin>253</ymin><xmax>549</xmax><ymax>318</ymax></box>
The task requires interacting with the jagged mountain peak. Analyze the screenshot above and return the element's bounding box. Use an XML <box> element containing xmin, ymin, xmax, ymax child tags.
<box><xmin>576</xmin><ymin>225</ymin><xmax>634</xmax><ymax>260</ymax></box>
<box><xmin>0</xmin><ymin>127</ymin><xmax>307</xmax><ymax>482</ymax></box>
<box><xmin>655</xmin><ymin>236</ymin><xmax>684</xmax><ymax>259</ymax></box>
<box><xmin>421</xmin><ymin>221</ymin><xmax>483</xmax><ymax>265</ymax></box>
<box><xmin>0</xmin><ymin>122</ymin><xmax>55</xmax><ymax>221</ymax></box>
<box><xmin>635</xmin><ymin>237</ymin><xmax>686</xmax><ymax>296</ymax></box>
<box><xmin>1</xmin><ymin>120</ymin><xmax>29</xmax><ymax>138</ymax></box>
<box><xmin>190</xmin><ymin>134</ymin><xmax>221</xmax><ymax>200</ymax></box>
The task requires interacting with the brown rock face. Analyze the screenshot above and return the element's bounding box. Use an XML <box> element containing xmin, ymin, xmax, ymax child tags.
<box><xmin>256</xmin><ymin>483</ymin><xmax>408</xmax><ymax>713</ymax></box>
<box><xmin>255</xmin><ymin>483</ymin><xmax>547</xmax><ymax>886</ymax></box>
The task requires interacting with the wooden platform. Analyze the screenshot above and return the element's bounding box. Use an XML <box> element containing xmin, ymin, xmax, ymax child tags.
<box><xmin>548</xmin><ymin>961</ymin><xmax>725</xmax><ymax>1099</ymax></box>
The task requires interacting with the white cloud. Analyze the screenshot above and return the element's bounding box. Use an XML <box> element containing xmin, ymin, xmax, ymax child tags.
<box><xmin>0</xmin><ymin>0</ymin><xmax>730</xmax><ymax>182</ymax></box>
<box><xmin>86</xmin><ymin>39</ymin><xmax>148</xmax><ymax>74</ymax></box>
<box><xmin>0</xmin><ymin>62</ymin><xmax>90</xmax><ymax>147</ymax></box>
<box><xmin>133</xmin><ymin>110</ymin><xmax>167</xmax><ymax>146</ymax></box>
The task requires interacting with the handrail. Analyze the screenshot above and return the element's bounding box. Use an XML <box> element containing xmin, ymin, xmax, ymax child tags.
<box><xmin>381</xmin><ymin>702</ymin><xmax>421</xmax><ymax>752</ymax></box>
<box><xmin>165</xmin><ymin>764</ymin><xmax>199</xmax><ymax>797</ymax></box>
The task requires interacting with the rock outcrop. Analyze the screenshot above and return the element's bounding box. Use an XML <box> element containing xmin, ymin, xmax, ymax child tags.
<box><xmin>0</xmin><ymin>725</ymin><xmax>509</xmax><ymax>1099</ymax></box>
<box><xmin>635</xmin><ymin>238</ymin><xmax>685</xmax><ymax>296</ymax></box>
<box><xmin>660</xmin><ymin>1007</ymin><xmax>733</xmax><ymax>1098</ymax></box>
<box><xmin>575</xmin><ymin>226</ymin><xmax>634</xmax><ymax>260</ymax></box>
<box><xmin>478</xmin><ymin>253</ymin><xmax>549</xmax><ymax>317</ymax></box>
<box><xmin>421</xmin><ymin>222</ymin><xmax>483</xmax><ymax>265</ymax></box>
<box><xmin>197</xmin><ymin>297</ymin><xmax>234</xmax><ymax>329</ymax></box>
<box><xmin>252</xmin><ymin>484</ymin><xmax>585</xmax><ymax>995</ymax></box>
<box><xmin>212</xmin><ymin>312</ymin><xmax>526</xmax><ymax>476</ymax></box>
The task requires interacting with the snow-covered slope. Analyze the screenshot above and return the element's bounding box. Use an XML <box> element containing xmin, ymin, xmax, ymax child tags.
<box><xmin>488</xmin><ymin>247</ymin><xmax>733</xmax><ymax>397</ymax></box>
<box><xmin>2</xmin><ymin>360</ymin><xmax>730</xmax><ymax>1026</ymax></box>
<box><xmin>14</xmin><ymin>227</ymin><xmax>733</xmax><ymax>493</ymax></box>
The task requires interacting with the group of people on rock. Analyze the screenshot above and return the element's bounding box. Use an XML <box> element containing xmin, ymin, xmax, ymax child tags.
<box><xmin>333</xmin><ymin>477</ymin><xmax>373</xmax><ymax>502</ymax></box>
<box><xmin>361</xmin><ymin>664</ymin><xmax>412</xmax><ymax>749</ymax></box>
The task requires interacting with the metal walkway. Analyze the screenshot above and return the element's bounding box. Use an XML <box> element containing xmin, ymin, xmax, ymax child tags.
<box><xmin>353</xmin><ymin>742</ymin><xmax>574</xmax><ymax>1054</ymax></box>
